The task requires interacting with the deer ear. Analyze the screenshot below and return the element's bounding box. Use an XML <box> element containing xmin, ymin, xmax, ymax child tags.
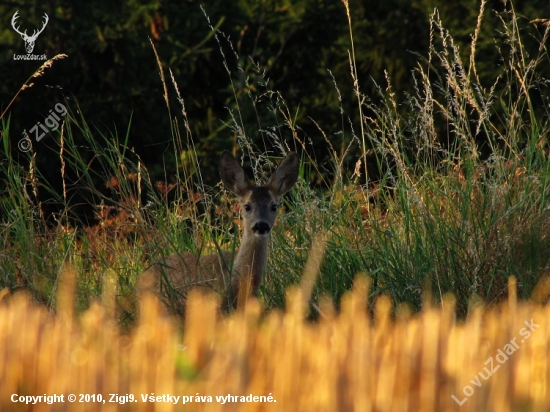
<box><xmin>220</xmin><ymin>151</ymin><xmax>252</xmax><ymax>196</ymax></box>
<box><xmin>267</xmin><ymin>152</ymin><xmax>300</xmax><ymax>196</ymax></box>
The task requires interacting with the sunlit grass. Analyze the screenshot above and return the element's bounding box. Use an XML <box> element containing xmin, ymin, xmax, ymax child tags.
<box><xmin>1</xmin><ymin>272</ymin><xmax>549</xmax><ymax>411</ymax></box>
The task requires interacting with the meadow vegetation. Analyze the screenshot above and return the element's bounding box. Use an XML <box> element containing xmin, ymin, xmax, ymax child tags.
<box><xmin>1</xmin><ymin>2</ymin><xmax>550</xmax><ymax>319</ymax></box>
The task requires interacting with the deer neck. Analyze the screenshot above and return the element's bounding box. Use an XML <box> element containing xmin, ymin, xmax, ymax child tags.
<box><xmin>234</xmin><ymin>228</ymin><xmax>269</xmax><ymax>294</ymax></box>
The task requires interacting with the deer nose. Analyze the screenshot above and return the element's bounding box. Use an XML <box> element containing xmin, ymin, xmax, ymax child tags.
<box><xmin>252</xmin><ymin>221</ymin><xmax>271</xmax><ymax>236</ymax></box>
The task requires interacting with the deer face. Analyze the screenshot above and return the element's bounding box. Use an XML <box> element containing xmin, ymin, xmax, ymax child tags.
<box><xmin>239</xmin><ymin>187</ymin><xmax>280</xmax><ymax>239</ymax></box>
<box><xmin>11</xmin><ymin>11</ymin><xmax>49</xmax><ymax>54</ymax></box>
<box><xmin>220</xmin><ymin>151</ymin><xmax>300</xmax><ymax>239</ymax></box>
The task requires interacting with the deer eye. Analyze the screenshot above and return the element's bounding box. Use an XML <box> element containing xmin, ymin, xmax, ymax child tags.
<box><xmin>271</xmin><ymin>203</ymin><xmax>278</xmax><ymax>212</ymax></box>
<box><xmin>244</xmin><ymin>204</ymin><xmax>251</xmax><ymax>212</ymax></box>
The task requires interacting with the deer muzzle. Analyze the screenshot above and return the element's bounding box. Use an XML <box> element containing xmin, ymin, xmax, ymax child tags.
<box><xmin>252</xmin><ymin>221</ymin><xmax>271</xmax><ymax>238</ymax></box>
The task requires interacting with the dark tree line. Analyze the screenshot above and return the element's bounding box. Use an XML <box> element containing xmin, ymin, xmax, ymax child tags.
<box><xmin>1</xmin><ymin>0</ymin><xmax>548</xmax><ymax>187</ymax></box>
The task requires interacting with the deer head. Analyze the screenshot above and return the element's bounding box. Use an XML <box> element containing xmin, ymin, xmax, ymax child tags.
<box><xmin>220</xmin><ymin>151</ymin><xmax>300</xmax><ymax>239</ymax></box>
<box><xmin>11</xmin><ymin>11</ymin><xmax>49</xmax><ymax>54</ymax></box>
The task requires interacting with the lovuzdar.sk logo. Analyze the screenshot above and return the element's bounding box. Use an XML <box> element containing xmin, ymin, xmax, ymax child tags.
<box><xmin>12</xmin><ymin>10</ymin><xmax>48</xmax><ymax>61</ymax></box>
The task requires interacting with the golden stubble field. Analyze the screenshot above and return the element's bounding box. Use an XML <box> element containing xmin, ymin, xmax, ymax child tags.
<box><xmin>0</xmin><ymin>269</ymin><xmax>548</xmax><ymax>412</ymax></box>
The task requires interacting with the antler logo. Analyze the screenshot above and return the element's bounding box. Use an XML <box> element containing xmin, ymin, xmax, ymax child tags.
<box><xmin>11</xmin><ymin>11</ymin><xmax>49</xmax><ymax>54</ymax></box>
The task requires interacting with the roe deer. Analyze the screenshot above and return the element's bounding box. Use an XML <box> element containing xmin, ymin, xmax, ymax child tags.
<box><xmin>139</xmin><ymin>151</ymin><xmax>300</xmax><ymax>314</ymax></box>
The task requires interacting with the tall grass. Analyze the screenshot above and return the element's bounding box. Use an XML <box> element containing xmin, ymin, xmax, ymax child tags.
<box><xmin>354</xmin><ymin>4</ymin><xmax>550</xmax><ymax>316</ymax></box>
<box><xmin>0</xmin><ymin>2</ymin><xmax>549</xmax><ymax>320</ymax></box>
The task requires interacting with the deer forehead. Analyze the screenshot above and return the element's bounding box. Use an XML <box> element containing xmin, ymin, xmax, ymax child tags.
<box><xmin>240</xmin><ymin>186</ymin><xmax>279</xmax><ymax>205</ymax></box>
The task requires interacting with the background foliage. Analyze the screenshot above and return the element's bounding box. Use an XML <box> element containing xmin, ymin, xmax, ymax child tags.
<box><xmin>1</xmin><ymin>0</ymin><xmax>547</xmax><ymax>185</ymax></box>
